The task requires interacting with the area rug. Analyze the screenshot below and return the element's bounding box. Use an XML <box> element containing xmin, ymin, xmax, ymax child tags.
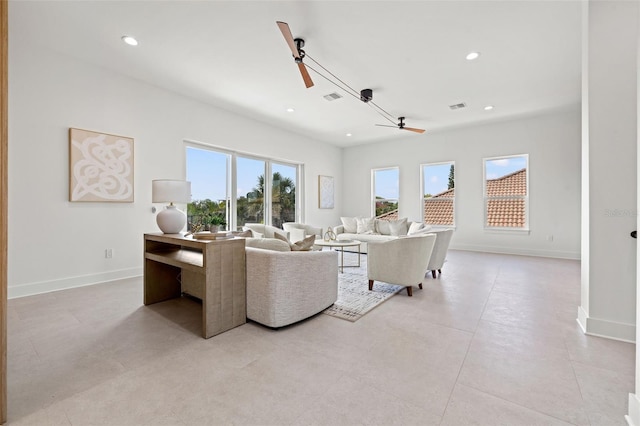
<box><xmin>322</xmin><ymin>253</ymin><xmax>405</xmax><ymax>322</ymax></box>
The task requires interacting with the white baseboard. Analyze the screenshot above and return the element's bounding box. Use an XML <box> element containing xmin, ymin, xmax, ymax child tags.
<box><xmin>8</xmin><ymin>267</ymin><xmax>143</xmax><ymax>299</ymax></box>
<box><xmin>577</xmin><ymin>305</ymin><xmax>636</xmax><ymax>343</ymax></box>
<box><xmin>450</xmin><ymin>243</ymin><xmax>580</xmax><ymax>260</ymax></box>
<box><xmin>626</xmin><ymin>393</ymin><xmax>640</xmax><ymax>426</ymax></box>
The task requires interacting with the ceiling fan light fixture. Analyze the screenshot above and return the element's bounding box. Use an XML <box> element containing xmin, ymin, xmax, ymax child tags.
<box><xmin>121</xmin><ymin>35</ymin><xmax>138</xmax><ymax>46</ymax></box>
<box><xmin>466</xmin><ymin>51</ymin><xmax>480</xmax><ymax>61</ymax></box>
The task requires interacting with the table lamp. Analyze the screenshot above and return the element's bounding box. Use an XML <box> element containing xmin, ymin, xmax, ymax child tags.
<box><xmin>152</xmin><ymin>179</ymin><xmax>191</xmax><ymax>234</ymax></box>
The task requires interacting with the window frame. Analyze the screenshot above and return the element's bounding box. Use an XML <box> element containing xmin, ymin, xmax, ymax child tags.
<box><xmin>185</xmin><ymin>140</ymin><xmax>304</xmax><ymax>231</ymax></box>
<box><xmin>371</xmin><ymin>166</ymin><xmax>399</xmax><ymax>218</ymax></box>
<box><xmin>420</xmin><ymin>161</ymin><xmax>456</xmax><ymax>228</ymax></box>
<box><xmin>482</xmin><ymin>153</ymin><xmax>529</xmax><ymax>233</ymax></box>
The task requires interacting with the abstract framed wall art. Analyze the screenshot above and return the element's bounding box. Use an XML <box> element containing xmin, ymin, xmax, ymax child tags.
<box><xmin>318</xmin><ymin>175</ymin><xmax>334</xmax><ymax>209</ymax></box>
<box><xmin>69</xmin><ymin>128</ymin><xmax>134</xmax><ymax>202</ymax></box>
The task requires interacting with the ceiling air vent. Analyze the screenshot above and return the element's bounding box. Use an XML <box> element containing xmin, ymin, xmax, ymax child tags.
<box><xmin>449</xmin><ymin>102</ymin><xmax>467</xmax><ymax>110</ymax></box>
<box><xmin>323</xmin><ymin>92</ymin><xmax>343</xmax><ymax>101</ymax></box>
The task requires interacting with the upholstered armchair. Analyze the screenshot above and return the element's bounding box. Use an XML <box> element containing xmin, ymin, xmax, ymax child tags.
<box><xmin>282</xmin><ymin>222</ymin><xmax>322</xmax><ymax>243</ymax></box>
<box><xmin>367</xmin><ymin>234</ymin><xmax>437</xmax><ymax>296</ymax></box>
<box><xmin>426</xmin><ymin>229</ymin><xmax>454</xmax><ymax>278</ymax></box>
<box><xmin>242</xmin><ymin>223</ymin><xmax>289</xmax><ymax>240</ymax></box>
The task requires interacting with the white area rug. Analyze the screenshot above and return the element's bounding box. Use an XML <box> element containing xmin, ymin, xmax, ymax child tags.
<box><xmin>322</xmin><ymin>253</ymin><xmax>405</xmax><ymax>322</ymax></box>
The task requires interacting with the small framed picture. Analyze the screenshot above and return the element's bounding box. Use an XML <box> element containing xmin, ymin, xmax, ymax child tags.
<box><xmin>318</xmin><ymin>175</ymin><xmax>334</xmax><ymax>209</ymax></box>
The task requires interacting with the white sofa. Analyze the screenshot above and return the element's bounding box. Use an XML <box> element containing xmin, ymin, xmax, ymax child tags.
<box><xmin>245</xmin><ymin>240</ymin><xmax>338</xmax><ymax>328</ymax></box>
<box><xmin>333</xmin><ymin>216</ymin><xmax>432</xmax><ymax>253</ymax></box>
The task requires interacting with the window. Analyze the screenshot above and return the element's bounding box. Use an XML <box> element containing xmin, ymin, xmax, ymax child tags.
<box><xmin>483</xmin><ymin>154</ymin><xmax>528</xmax><ymax>229</ymax></box>
<box><xmin>186</xmin><ymin>147</ymin><xmax>230</xmax><ymax>231</ymax></box>
<box><xmin>421</xmin><ymin>162</ymin><xmax>455</xmax><ymax>226</ymax></box>
<box><xmin>372</xmin><ymin>167</ymin><xmax>399</xmax><ymax>218</ymax></box>
<box><xmin>186</xmin><ymin>143</ymin><xmax>302</xmax><ymax>231</ymax></box>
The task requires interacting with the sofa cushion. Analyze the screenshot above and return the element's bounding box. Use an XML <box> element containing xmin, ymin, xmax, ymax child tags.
<box><xmin>356</xmin><ymin>217</ymin><xmax>376</xmax><ymax>234</ymax></box>
<box><xmin>407</xmin><ymin>224</ymin><xmax>433</xmax><ymax>236</ymax></box>
<box><xmin>389</xmin><ymin>218</ymin><xmax>408</xmax><ymax>236</ymax></box>
<box><xmin>245</xmin><ymin>238</ymin><xmax>291</xmax><ymax>252</ymax></box>
<box><xmin>274</xmin><ymin>233</ymin><xmax>316</xmax><ymax>251</ymax></box>
<box><xmin>407</xmin><ymin>221</ymin><xmax>424</xmax><ymax>235</ymax></box>
<box><xmin>375</xmin><ymin>219</ymin><xmax>391</xmax><ymax>235</ymax></box>
<box><xmin>341</xmin><ymin>216</ymin><xmax>358</xmax><ymax>233</ymax></box>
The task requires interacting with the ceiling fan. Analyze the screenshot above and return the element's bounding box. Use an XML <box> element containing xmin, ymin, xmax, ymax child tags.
<box><xmin>376</xmin><ymin>117</ymin><xmax>426</xmax><ymax>134</ymax></box>
<box><xmin>276</xmin><ymin>21</ymin><xmax>314</xmax><ymax>88</ymax></box>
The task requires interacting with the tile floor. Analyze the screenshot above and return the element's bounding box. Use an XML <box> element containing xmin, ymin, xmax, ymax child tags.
<box><xmin>7</xmin><ymin>250</ymin><xmax>635</xmax><ymax>425</ymax></box>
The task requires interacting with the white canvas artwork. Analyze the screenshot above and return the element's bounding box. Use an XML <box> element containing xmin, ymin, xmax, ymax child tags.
<box><xmin>69</xmin><ymin>128</ymin><xmax>134</xmax><ymax>202</ymax></box>
<box><xmin>318</xmin><ymin>175</ymin><xmax>334</xmax><ymax>209</ymax></box>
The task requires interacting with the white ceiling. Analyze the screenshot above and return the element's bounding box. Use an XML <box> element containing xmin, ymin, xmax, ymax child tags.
<box><xmin>10</xmin><ymin>0</ymin><xmax>582</xmax><ymax>147</ymax></box>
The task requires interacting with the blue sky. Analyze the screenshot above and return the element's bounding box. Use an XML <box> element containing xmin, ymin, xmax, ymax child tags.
<box><xmin>485</xmin><ymin>156</ymin><xmax>527</xmax><ymax>180</ymax></box>
<box><xmin>423</xmin><ymin>163</ymin><xmax>454</xmax><ymax>196</ymax></box>
<box><xmin>186</xmin><ymin>147</ymin><xmax>296</xmax><ymax>201</ymax></box>
<box><xmin>374</xmin><ymin>168</ymin><xmax>399</xmax><ymax>199</ymax></box>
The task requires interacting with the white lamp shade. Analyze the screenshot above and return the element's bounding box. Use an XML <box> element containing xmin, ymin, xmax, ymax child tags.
<box><xmin>152</xmin><ymin>180</ymin><xmax>191</xmax><ymax>204</ymax></box>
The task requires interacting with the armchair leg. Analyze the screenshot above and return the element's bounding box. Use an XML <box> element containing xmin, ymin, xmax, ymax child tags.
<box><xmin>438</xmin><ymin>269</ymin><xmax>442</xmax><ymax>275</ymax></box>
<box><xmin>368</xmin><ymin>280</ymin><xmax>374</xmax><ymax>291</ymax></box>
<box><xmin>431</xmin><ymin>270</ymin><xmax>436</xmax><ymax>279</ymax></box>
<box><xmin>406</xmin><ymin>286</ymin><xmax>413</xmax><ymax>297</ymax></box>
<box><xmin>419</xmin><ymin>283</ymin><xmax>423</xmax><ymax>289</ymax></box>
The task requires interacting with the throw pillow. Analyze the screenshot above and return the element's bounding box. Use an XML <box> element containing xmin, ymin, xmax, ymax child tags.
<box><xmin>233</xmin><ymin>229</ymin><xmax>253</xmax><ymax>238</ymax></box>
<box><xmin>340</xmin><ymin>217</ymin><xmax>358</xmax><ymax>233</ymax></box>
<box><xmin>289</xmin><ymin>228</ymin><xmax>306</xmax><ymax>243</ymax></box>
<box><xmin>242</xmin><ymin>226</ymin><xmax>263</xmax><ymax>238</ymax></box>
<box><xmin>274</xmin><ymin>232</ymin><xmax>315</xmax><ymax>251</ymax></box>
<box><xmin>407</xmin><ymin>222</ymin><xmax>424</xmax><ymax>235</ymax></box>
<box><xmin>407</xmin><ymin>225</ymin><xmax>433</xmax><ymax>236</ymax></box>
<box><xmin>356</xmin><ymin>217</ymin><xmax>376</xmax><ymax>234</ymax></box>
<box><xmin>292</xmin><ymin>234</ymin><xmax>316</xmax><ymax>251</ymax></box>
<box><xmin>375</xmin><ymin>219</ymin><xmax>391</xmax><ymax>235</ymax></box>
<box><xmin>389</xmin><ymin>218</ymin><xmax>409</xmax><ymax>236</ymax></box>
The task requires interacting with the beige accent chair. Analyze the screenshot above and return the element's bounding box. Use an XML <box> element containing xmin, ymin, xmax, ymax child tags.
<box><xmin>427</xmin><ymin>229</ymin><xmax>454</xmax><ymax>278</ymax></box>
<box><xmin>282</xmin><ymin>222</ymin><xmax>323</xmax><ymax>243</ymax></box>
<box><xmin>367</xmin><ymin>234</ymin><xmax>437</xmax><ymax>296</ymax></box>
<box><xmin>245</xmin><ymin>247</ymin><xmax>338</xmax><ymax>327</ymax></box>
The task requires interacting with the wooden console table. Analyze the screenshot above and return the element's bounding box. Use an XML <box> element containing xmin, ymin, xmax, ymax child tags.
<box><xmin>143</xmin><ymin>233</ymin><xmax>246</xmax><ymax>339</ymax></box>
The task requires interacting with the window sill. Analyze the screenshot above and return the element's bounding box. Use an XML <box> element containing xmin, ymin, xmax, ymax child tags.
<box><xmin>426</xmin><ymin>225</ymin><xmax>457</xmax><ymax>231</ymax></box>
<box><xmin>484</xmin><ymin>227</ymin><xmax>530</xmax><ymax>235</ymax></box>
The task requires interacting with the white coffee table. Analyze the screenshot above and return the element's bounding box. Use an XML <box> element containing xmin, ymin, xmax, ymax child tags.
<box><xmin>314</xmin><ymin>239</ymin><xmax>361</xmax><ymax>273</ymax></box>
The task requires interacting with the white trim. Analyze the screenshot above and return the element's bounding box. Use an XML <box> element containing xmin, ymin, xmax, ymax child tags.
<box><xmin>626</xmin><ymin>393</ymin><xmax>640</xmax><ymax>426</ymax></box>
<box><xmin>452</xmin><ymin>244</ymin><xmax>580</xmax><ymax>260</ymax></box>
<box><xmin>577</xmin><ymin>305</ymin><xmax>636</xmax><ymax>343</ymax></box>
<box><xmin>8</xmin><ymin>267</ymin><xmax>142</xmax><ymax>299</ymax></box>
<box><xmin>484</xmin><ymin>227</ymin><xmax>531</xmax><ymax>235</ymax></box>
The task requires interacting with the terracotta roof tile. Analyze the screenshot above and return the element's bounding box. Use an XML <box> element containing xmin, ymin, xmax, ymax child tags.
<box><xmin>486</xmin><ymin>168</ymin><xmax>527</xmax><ymax>196</ymax></box>
<box><xmin>376</xmin><ymin>210</ymin><xmax>398</xmax><ymax>220</ymax></box>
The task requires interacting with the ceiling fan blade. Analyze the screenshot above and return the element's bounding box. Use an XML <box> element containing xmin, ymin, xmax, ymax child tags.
<box><xmin>276</xmin><ymin>21</ymin><xmax>300</xmax><ymax>59</ymax></box>
<box><xmin>375</xmin><ymin>124</ymin><xmax>398</xmax><ymax>128</ymax></box>
<box><xmin>403</xmin><ymin>127</ymin><xmax>426</xmax><ymax>134</ymax></box>
<box><xmin>298</xmin><ymin>63</ymin><xmax>314</xmax><ymax>88</ymax></box>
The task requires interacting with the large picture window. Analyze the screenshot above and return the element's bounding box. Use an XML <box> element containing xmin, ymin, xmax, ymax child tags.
<box><xmin>186</xmin><ymin>143</ymin><xmax>301</xmax><ymax>231</ymax></box>
<box><xmin>484</xmin><ymin>154</ymin><xmax>528</xmax><ymax>229</ymax></box>
<box><xmin>372</xmin><ymin>167</ymin><xmax>399</xmax><ymax>219</ymax></box>
<box><xmin>421</xmin><ymin>162</ymin><xmax>455</xmax><ymax>226</ymax></box>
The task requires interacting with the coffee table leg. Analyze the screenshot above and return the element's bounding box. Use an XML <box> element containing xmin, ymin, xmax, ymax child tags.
<box><xmin>340</xmin><ymin>247</ymin><xmax>344</xmax><ymax>273</ymax></box>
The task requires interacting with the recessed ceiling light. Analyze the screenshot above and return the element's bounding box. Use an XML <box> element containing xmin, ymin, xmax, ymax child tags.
<box><xmin>121</xmin><ymin>36</ymin><xmax>138</xmax><ymax>46</ymax></box>
<box><xmin>484</xmin><ymin>105</ymin><xmax>494</xmax><ymax>111</ymax></box>
<box><xmin>286</xmin><ymin>108</ymin><xmax>295</xmax><ymax>113</ymax></box>
<box><xmin>466</xmin><ymin>52</ymin><xmax>480</xmax><ymax>61</ymax></box>
<box><xmin>346</xmin><ymin>133</ymin><xmax>352</xmax><ymax>137</ymax></box>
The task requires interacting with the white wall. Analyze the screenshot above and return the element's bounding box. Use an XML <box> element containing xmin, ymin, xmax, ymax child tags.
<box><xmin>579</xmin><ymin>0</ymin><xmax>638</xmax><ymax>344</ymax></box>
<box><xmin>342</xmin><ymin>108</ymin><xmax>582</xmax><ymax>259</ymax></box>
<box><xmin>8</xmin><ymin>41</ymin><xmax>342</xmax><ymax>298</ymax></box>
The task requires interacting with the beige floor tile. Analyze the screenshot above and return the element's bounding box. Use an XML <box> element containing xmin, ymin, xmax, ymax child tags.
<box><xmin>441</xmin><ymin>384</ymin><xmax>575</xmax><ymax>426</ymax></box>
<box><xmin>5</xmin><ymin>250</ymin><xmax>634</xmax><ymax>425</ymax></box>
<box><xmin>572</xmin><ymin>361</ymin><xmax>634</xmax><ymax>426</ymax></box>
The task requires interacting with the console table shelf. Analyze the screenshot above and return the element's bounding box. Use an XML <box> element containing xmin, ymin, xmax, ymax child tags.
<box><xmin>143</xmin><ymin>233</ymin><xmax>246</xmax><ymax>338</ymax></box>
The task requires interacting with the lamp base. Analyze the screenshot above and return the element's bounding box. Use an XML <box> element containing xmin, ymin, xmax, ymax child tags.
<box><xmin>156</xmin><ymin>205</ymin><xmax>186</xmax><ymax>234</ymax></box>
